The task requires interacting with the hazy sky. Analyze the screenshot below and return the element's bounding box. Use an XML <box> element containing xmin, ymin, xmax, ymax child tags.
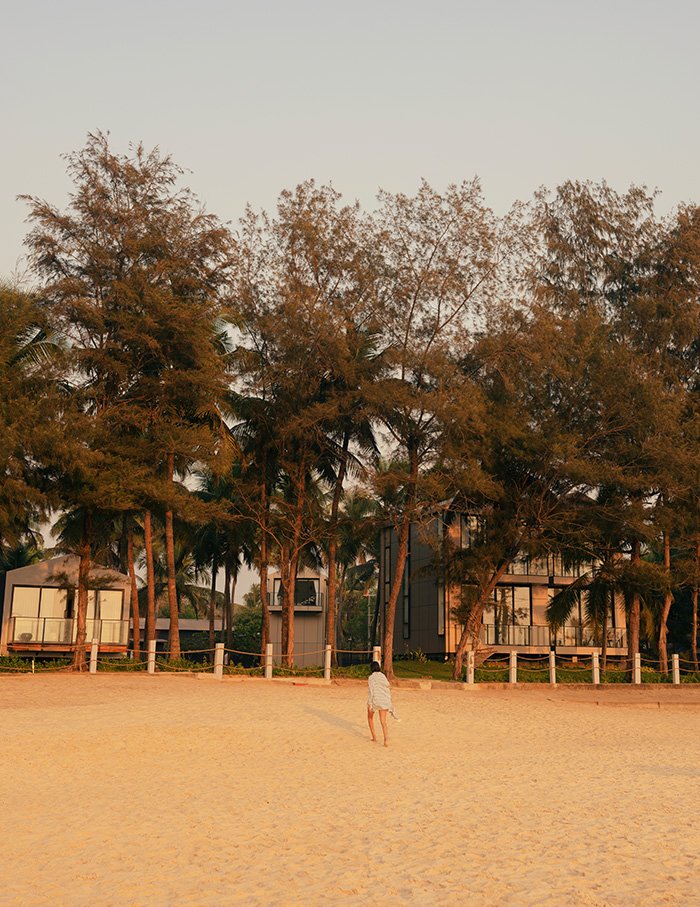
<box><xmin>3</xmin><ymin>0</ymin><xmax>700</xmax><ymax>280</ymax></box>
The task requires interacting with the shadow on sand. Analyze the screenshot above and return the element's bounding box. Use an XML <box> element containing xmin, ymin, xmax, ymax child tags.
<box><xmin>300</xmin><ymin>705</ymin><xmax>365</xmax><ymax>738</ymax></box>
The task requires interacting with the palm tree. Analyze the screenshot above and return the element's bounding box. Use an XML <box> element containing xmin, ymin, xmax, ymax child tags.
<box><xmin>194</xmin><ymin>464</ymin><xmax>255</xmax><ymax>657</ymax></box>
<box><xmin>333</xmin><ymin>490</ymin><xmax>380</xmax><ymax>651</ymax></box>
<box><xmin>0</xmin><ymin>537</ymin><xmax>45</xmax><ymax>572</ymax></box>
<box><xmin>546</xmin><ymin>553</ymin><xmax>624</xmax><ymax>673</ymax></box>
<box><xmin>138</xmin><ymin>533</ymin><xmax>210</xmax><ymax>626</ymax></box>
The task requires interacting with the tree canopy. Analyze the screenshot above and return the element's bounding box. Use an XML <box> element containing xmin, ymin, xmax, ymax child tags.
<box><xmin>6</xmin><ymin>137</ymin><xmax>700</xmax><ymax>673</ymax></box>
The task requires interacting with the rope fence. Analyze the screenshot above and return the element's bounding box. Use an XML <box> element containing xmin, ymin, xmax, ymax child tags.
<box><xmin>3</xmin><ymin>641</ymin><xmax>700</xmax><ymax>685</ymax></box>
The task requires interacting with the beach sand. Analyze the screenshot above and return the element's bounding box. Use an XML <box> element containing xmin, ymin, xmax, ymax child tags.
<box><xmin>1</xmin><ymin>674</ymin><xmax>699</xmax><ymax>907</ymax></box>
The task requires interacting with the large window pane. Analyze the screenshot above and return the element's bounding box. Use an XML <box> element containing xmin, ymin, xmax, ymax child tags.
<box><xmin>483</xmin><ymin>585</ymin><xmax>531</xmax><ymax>642</ymax></box>
<box><xmin>513</xmin><ymin>587</ymin><xmax>531</xmax><ymax>626</ymax></box>
<box><xmin>506</xmin><ymin>557</ymin><xmax>529</xmax><ymax>575</ymax></box>
<box><xmin>295</xmin><ymin>579</ymin><xmax>317</xmax><ymax>607</ymax></box>
<box><xmin>39</xmin><ymin>588</ymin><xmax>68</xmax><ymax>619</ymax></box>
<box><xmin>98</xmin><ymin>590</ymin><xmax>123</xmax><ymax>620</ymax></box>
<box><xmin>11</xmin><ymin>587</ymin><xmax>40</xmax><ymax>618</ymax></box>
<box><xmin>461</xmin><ymin>515</ymin><xmax>484</xmax><ymax>549</ymax></box>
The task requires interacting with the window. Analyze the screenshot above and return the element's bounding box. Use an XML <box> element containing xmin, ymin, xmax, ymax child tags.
<box><xmin>294</xmin><ymin>579</ymin><xmax>317</xmax><ymax>608</ymax></box>
<box><xmin>548</xmin><ymin>586</ymin><xmax>583</xmax><ymax>626</ymax></box>
<box><xmin>402</xmin><ymin>533</ymin><xmax>411</xmax><ymax>640</ymax></box>
<box><xmin>549</xmin><ymin>555</ymin><xmax>581</xmax><ymax>578</ymax></box>
<box><xmin>437</xmin><ymin>579</ymin><xmax>445</xmax><ymax>636</ymax></box>
<box><xmin>482</xmin><ymin>585</ymin><xmax>531</xmax><ymax>645</ymax></box>
<box><xmin>483</xmin><ymin>586</ymin><xmax>531</xmax><ymax>626</ymax></box>
<box><xmin>98</xmin><ymin>590</ymin><xmax>124</xmax><ymax>620</ymax></box>
<box><xmin>11</xmin><ymin>586</ymin><xmax>70</xmax><ymax>619</ymax></box>
<box><xmin>460</xmin><ymin>515</ymin><xmax>485</xmax><ymax>549</ymax></box>
<box><xmin>506</xmin><ymin>557</ymin><xmax>530</xmax><ymax>575</ymax></box>
<box><xmin>272</xmin><ymin>578</ymin><xmax>320</xmax><ymax>608</ymax></box>
<box><xmin>11</xmin><ymin>587</ymin><xmax>41</xmax><ymax>618</ymax></box>
<box><xmin>383</xmin><ymin>533</ymin><xmax>391</xmax><ymax>619</ymax></box>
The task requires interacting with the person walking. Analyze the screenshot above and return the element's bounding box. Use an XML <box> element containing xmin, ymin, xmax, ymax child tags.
<box><xmin>367</xmin><ymin>661</ymin><xmax>398</xmax><ymax>747</ymax></box>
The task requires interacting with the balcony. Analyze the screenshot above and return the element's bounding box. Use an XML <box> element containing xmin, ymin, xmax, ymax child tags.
<box><xmin>480</xmin><ymin>625</ymin><xmax>551</xmax><ymax>647</ymax></box>
<box><xmin>479</xmin><ymin>624</ymin><xmax>628</xmax><ymax>650</ymax></box>
<box><xmin>8</xmin><ymin>617</ymin><xmax>130</xmax><ymax>650</ymax></box>
<box><xmin>554</xmin><ymin>625</ymin><xmax>627</xmax><ymax>649</ymax></box>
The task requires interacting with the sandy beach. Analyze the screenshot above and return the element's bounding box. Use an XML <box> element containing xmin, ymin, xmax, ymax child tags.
<box><xmin>1</xmin><ymin>675</ymin><xmax>699</xmax><ymax>907</ymax></box>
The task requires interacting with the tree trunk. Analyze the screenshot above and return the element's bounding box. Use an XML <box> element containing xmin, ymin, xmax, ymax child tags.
<box><xmin>144</xmin><ymin>510</ymin><xmax>156</xmax><ymax>649</ymax></box>
<box><xmin>209</xmin><ymin>550</ymin><xmax>218</xmax><ymax>660</ymax></box>
<box><xmin>370</xmin><ymin>586</ymin><xmax>380</xmax><ymax>649</ymax></box>
<box><xmin>628</xmin><ymin>540</ymin><xmax>641</xmax><ymax>670</ymax></box>
<box><xmin>119</xmin><ymin>515</ymin><xmax>129</xmax><ymax>576</ymax></box>
<box><xmin>127</xmin><ymin>515</ymin><xmax>141</xmax><ymax>661</ymax></box>
<box><xmin>601</xmin><ymin>589</ymin><xmax>609</xmax><ymax>675</ymax></box>
<box><xmin>692</xmin><ymin>538</ymin><xmax>700</xmax><ymax>672</ymax></box>
<box><xmin>259</xmin><ymin>528</ymin><xmax>270</xmax><ymax>663</ymax></box>
<box><xmin>452</xmin><ymin>555</ymin><xmax>514</xmax><ymax>680</ymax></box>
<box><xmin>693</xmin><ymin>586</ymin><xmax>699</xmax><ymax>673</ymax></box>
<box><xmin>165</xmin><ymin>452</ymin><xmax>180</xmax><ymax>660</ymax></box>
<box><xmin>658</xmin><ymin>532</ymin><xmax>673</xmax><ymax>675</ymax></box>
<box><xmin>224</xmin><ymin>560</ymin><xmax>232</xmax><ymax>651</ymax></box>
<box><xmin>325</xmin><ymin>433</ymin><xmax>349</xmax><ymax>667</ymax></box>
<box><xmin>335</xmin><ymin>562</ymin><xmax>348</xmax><ymax>654</ymax></box>
<box><xmin>282</xmin><ymin>453</ymin><xmax>307</xmax><ymax>667</ymax></box>
<box><xmin>280</xmin><ymin>540</ymin><xmax>292</xmax><ymax>661</ymax></box>
<box><xmin>326</xmin><ymin>537</ymin><xmax>339</xmax><ymax>667</ymax></box>
<box><xmin>229</xmin><ymin>574</ymin><xmax>236</xmax><ymax>653</ymax></box>
<box><xmin>258</xmin><ymin>463</ymin><xmax>271</xmax><ymax>663</ymax></box>
<box><xmin>382</xmin><ymin>446</ymin><xmax>419</xmax><ymax>680</ymax></box>
<box><xmin>72</xmin><ymin>510</ymin><xmax>92</xmax><ymax>671</ymax></box>
<box><xmin>283</xmin><ymin>549</ymin><xmax>300</xmax><ymax>668</ymax></box>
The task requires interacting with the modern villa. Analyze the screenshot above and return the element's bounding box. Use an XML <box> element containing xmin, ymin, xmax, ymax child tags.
<box><xmin>267</xmin><ymin>567</ymin><xmax>328</xmax><ymax>666</ymax></box>
<box><xmin>380</xmin><ymin>513</ymin><xmax>628</xmax><ymax>660</ymax></box>
<box><xmin>0</xmin><ymin>556</ymin><xmax>132</xmax><ymax>657</ymax></box>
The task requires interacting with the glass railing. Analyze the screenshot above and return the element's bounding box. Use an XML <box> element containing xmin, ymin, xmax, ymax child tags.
<box><xmin>554</xmin><ymin>625</ymin><xmax>597</xmax><ymax>647</ymax></box>
<box><xmin>480</xmin><ymin>624</ymin><xmax>538</xmax><ymax>646</ymax></box>
<box><xmin>505</xmin><ymin>556</ymin><xmax>586</xmax><ymax>578</ymax></box>
<box><xmin>479</xmin><ymin>624</ymin><xmax>628</xmax><ymax>649</ymax></box>
<box><xmin>554</xmin><ymin>625</ymin><xmax>628</xmax><ymax>648</ymax></box>
<box><xmin>9</xmin><ymin>617</ymin><xmax>129</xmax><ymax>647</ymax></box>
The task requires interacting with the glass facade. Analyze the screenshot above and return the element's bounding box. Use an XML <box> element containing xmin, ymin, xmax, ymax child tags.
<box><xmin>482</xmin><ymin>585</ymin><xmax>531</xmax><ymax>646</ymax></box>
<box><xmin>9</xmin><ymin>585</ymin><xmax>126</xmax><ymax>647</ymax></box>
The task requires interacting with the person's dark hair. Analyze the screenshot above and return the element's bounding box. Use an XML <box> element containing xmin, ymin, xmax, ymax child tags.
<box><xmin>370</xmin><ymin>661</ymin><xmax>381</xmax><ymax>673</ymax></box>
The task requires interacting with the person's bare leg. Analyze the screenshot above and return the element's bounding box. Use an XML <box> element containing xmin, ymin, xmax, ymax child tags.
<box><xmin>367</xmin><ymin>706</ymin><xmax>377</xmax><ymax>742</ymax></box>
<box><xmin>379</xmin><ymin>709</ymin><xmax>388</xmax><ymax>747</ymax></box>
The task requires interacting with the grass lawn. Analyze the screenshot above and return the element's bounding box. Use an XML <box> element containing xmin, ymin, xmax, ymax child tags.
<box><xmin>391</xmin><ymin>659</ymin><xmax>456</xmax><ymax>681</ymax></box>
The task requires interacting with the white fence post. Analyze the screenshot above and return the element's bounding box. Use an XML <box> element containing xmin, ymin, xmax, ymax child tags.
<box><xmin>89</xmin><ymin>639</ymin><xmax>99</xmax><ymax>674</ymax></box>
<box><xmin>509</xmin><ymin>650</ymin><xmax>517</xmax><ymax>685</ymax></box>
<box><xmin>672</xmin><ymin>653</ymin><xmax>680</xmax><ymax>686</ymax></box>
<box><xmin>372</xmin><ymin>645</ymin><xmax>381</xmax><ymax>665</ymax></box>
<box><xmin>592</xmin><ymin>651</ymin><xmax>600</xmax><ymax>685</ymax></box>
<box><xmin>147</xmin><ymin>639</ymin><xmax>156</xmax><ymax>675</ymax></box>
<box><xmin>549</xmin><ymin>650</ymin><xmax>557</xmax><ymax>686</ymax></box>
<box><xmin>214</xmin><ymin>642</ymin><xmax>224</xmax><ymax>680</ymax></box>
<box><xmin>324</xmin><ymin>645</ymin><xmax>332</xmax><ymax>680</ymax></box>
<box><xmin>265</xmin><ymin>642</ymin><xmax>273</xmax><ymax>680</ymax></box>
<box><xmin>466</xmin><ymin>649</ymin><xmax>475</xmax><ymax>685</ymax></box>
<box><xmin>633</xmin><ymin>652</ymin><xmax>641</xmax><ymax>685</ymax></box>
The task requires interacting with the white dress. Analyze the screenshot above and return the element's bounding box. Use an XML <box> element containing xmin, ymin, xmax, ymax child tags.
<box><xmin>367</xmin><ymin>671</ymin><xmax>398</xmax><ymax>719</ymax></box>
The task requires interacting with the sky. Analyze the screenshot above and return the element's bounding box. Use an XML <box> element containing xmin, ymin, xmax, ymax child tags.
<box><xmin>3</xmin><ymin>0</ymin><xmax>700</xmax><ymax>282</ymax></box>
